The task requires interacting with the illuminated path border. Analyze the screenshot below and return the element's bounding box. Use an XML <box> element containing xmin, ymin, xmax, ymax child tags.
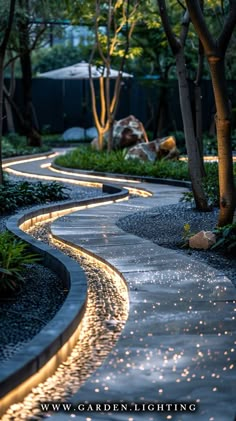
<box><xmin>1</xmin><ymin>152</ymin><xmax>236</xmax><ymax>421</ymax></box>
<box><xmin>0</xmin><ymin>153</ymin><xmax>129</xmax><ymax>415</ymax></box>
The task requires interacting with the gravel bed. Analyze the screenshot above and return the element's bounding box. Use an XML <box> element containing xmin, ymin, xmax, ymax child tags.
<box><xmin>2</xmin><ymin>221</ymin><xmax>128</xmax><ymax>421</ymax></box>
<box><xmin>0</xmin><ymin>176</ymin><xmax>106</xmax><ymax>364</ymax></box>
<box><xmin>117</xmin><ymin>202</ymin><xmax>236</xmax><ymax>287</ymax></box>
<box><xmin>0</xmin><ymin>265</ymin><xmax>66</xmax><ymax>362</ymax></box>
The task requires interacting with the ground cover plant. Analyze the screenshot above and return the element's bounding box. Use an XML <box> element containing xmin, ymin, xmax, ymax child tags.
<box><xmin>0</xmin><ymin>231</ymin><xmax>40</xmax><ymax>295</ymax></box>
<box><xmin>212</xmin><ymin>223</ymin><xmax>236</xmax><ymax>253</ymax></box>
<box><xmin>55</xmin><ymin>146</ymin><xmax>190</xmax><ymax>179</ymax></box>
<box><xmin>2</xmin><ymin>134</ymin><xmax>50</xmax><ymax>158</ymax></box>
<box><xmin>0</xmin><ymin>179</ymin><xmax>70</xmax><ymax>214</ymax></box>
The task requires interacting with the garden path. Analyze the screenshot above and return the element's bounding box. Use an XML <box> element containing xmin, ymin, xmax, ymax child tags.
<box><xmin>5</xmin><ymin>152</ymin><xmax>236</xmax><ymax>421</ymax></box>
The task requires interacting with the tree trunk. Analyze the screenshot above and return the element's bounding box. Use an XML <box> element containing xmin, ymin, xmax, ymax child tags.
<box><xmin>208</xmin><ymin>58</ymin><xmax>236</xmax><ymax>226</ymax></box>
<box><xmin>0</xmin><ymin>56</ymin><xmax>4</xmax><ymax>184</ymax></box>
<box><xmin>4</xmin><ymin>61</ymin><xmax>16</xmax><ymax>133</ymax></box>
<box><xmin>176</xmin><ymin>49</ymin><xmax>209</xmax><ymax>211</ymax></box>
<box><xmin>18</xmin><ymin>16</ymin><xmax>41</xmax><ymax>147</ymax></box>
<box><xmin>155</xmin><ymin>81</ymin><xmax>168</xmax><ymax>138</ymax></box>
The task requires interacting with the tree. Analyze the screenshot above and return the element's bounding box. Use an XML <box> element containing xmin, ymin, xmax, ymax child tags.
<box><xmin>4</xmin><ymin>0</ymin><xmax>67</xmax><ymax>146</ymax></box>
<box><xmin>157</xmin><ymin>0</ymin><xmax>209</xmax><ymax>211</ymax></box>
<box><xmin>186</xmin><ymin>0</ymin><xmax>236</xmax><ymax>226</ymax></box>
<box><xmin>89</xmin><ymin>0</ymin><xmax>140</xmax><ymax>151</ymax></box>
<box><xmin>0</xmin><ymin>0</ymin><xmax>16</xmax><ymax>184</ymax></box>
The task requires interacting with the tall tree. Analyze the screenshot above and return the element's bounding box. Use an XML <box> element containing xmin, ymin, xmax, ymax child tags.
<box><xmin>0</xmin><ymin>0</ymin><xmax>16</xmax><ymax>184</ymax></box>
<box><xmin>186</xmin><ymin>0</ymin><xmax>236</xmax><ymax>226</ymax></box>
<box><xmin>89</xmin><ymin>0</ymin><xmax>140</xmax><ymax>151</ymax></box>
<box><xmin>157</xmin><ymin>0</ymin><xmax>209</xmax><ymax>211</ymax></box>
<box><xmin>4</xmin><ymin>0</ymin><xmax>66</xmax><ymax>146</ymax></box>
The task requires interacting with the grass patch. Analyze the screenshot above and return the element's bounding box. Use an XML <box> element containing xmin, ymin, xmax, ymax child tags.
<box><xmin>55</xmin><ymin>146</ymin><xmax>190</xmax><ymax>180</ymax></box>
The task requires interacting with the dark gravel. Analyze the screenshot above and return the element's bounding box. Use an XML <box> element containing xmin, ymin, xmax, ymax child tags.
<box><xmin>0</xmin><ymin>176</ymin><xmax>106</xmax><ymax>363</ymax></box>
<box><xmin>117</xmin><ymin>202</ymin><xmax>236</xmax><ymax>287</ymax></box>
<box><xmin>0</xmin><ymin>264</ymin><xmax>66</xmax><ymax>362</ymax></box>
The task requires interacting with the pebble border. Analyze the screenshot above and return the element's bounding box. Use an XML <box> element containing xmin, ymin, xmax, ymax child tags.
<box><xmin>0</xmin><ymin>183</ymin><xmax>128</xmax><ymax>416</ymax></box>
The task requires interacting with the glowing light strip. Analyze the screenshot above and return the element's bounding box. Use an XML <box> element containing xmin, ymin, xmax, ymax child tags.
<box><xmin>5</xmin><ymin>167</ymin><xmax>151</xmax><ymax>197</ymax></box>
<box><xmin>1</xmin><ymin>196</ymin><xmax>129</xmax><ymax>415</ymax></box>
<box><xmin>180</xmin><ymin>155</ymin><xmax>236</xmax><ymax>162</ymax></box>
<box><xmin>49</xmin><ymin>164</ymin><xmax>140</xmax><ymax>184</ymax></box>
<box><xmin>4</xmin><ymin>167</ymin><xmax>102</xmax><ymax>188</ymax></box>
<box><xmin>2</xmin><ymin>153</ymin><xmax>57</xmax><ymax>168</ymax></box>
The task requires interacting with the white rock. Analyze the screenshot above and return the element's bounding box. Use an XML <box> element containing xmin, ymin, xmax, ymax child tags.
<box><xmin>62</xmin><ymin>127</ymin><xmax>85</xmax><ymax>141</ymax></box>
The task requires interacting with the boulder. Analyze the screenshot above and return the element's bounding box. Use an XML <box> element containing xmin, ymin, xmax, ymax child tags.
<box><xmin>125</xmin><ymin>136</ymin><xmax>179</xmax><ymax>162</ymax></box>
<box><xmin>62</xmin><ymin>127</ymin><xmax>85</xmax><ymax>141</ymax></box>
<box><xmin>105</xmin><ymin>115</ymin><xmax>149</xmax><ymax>149</ymax></box>
<box><xmin>125</xmin><ymin>141</ymin><xmax>157</xmax><ymax>162</ymax></box>
<box><xmin>86</xmin><ymin>127</ymin><xmax>98</xmax><ymax>139</ymax></box>
<box><xmin>189</xmin><ymin>231</ymin><xmax>216</xmax><ymax>250</ymax></box>
<box><xmin>154</xmin><ymin>136</ymin><xmax>179</xmax><ymax>160</ymax></box>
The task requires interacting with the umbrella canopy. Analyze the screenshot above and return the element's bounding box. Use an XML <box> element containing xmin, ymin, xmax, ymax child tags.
<box><xmin>37</xmin><ymin>61</ymin><xmax>132</xmax><ymax>79</ymax></box>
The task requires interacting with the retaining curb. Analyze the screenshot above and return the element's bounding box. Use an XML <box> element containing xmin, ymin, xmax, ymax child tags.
<box><xmin>0</xmin><ymin>184</ymin><xmax>129</xmax><ymax>416</ymax></box>
<box><xmin>52</xmin><ymin>162</ymin><xmax>192</xmax><ymax>189</ymax></box>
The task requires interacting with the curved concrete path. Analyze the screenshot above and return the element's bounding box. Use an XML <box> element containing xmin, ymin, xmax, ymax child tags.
<box><xmin>4</xmin><ymin>153</ymin><xmax>236</xmax><ymax>421</ymax></box>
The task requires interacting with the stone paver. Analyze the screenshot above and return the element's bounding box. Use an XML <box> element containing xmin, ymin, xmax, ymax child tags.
<box><xmin>51</xmin><ymin>205</ymin><xmax>236</xmax><ymax>421</ymax></box>
<box><xmin>5</xmin><ymin>154</ymin><xmax>236</xmax><ymax>421</ymax></box>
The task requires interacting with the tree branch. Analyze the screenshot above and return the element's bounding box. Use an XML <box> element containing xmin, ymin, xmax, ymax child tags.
<box><xmin>185</xmin><ymin>0</ymin><xmax>216</xmax><ymax>55</ymax></box>
<box><xmin>157</xmin><ymin>0</ymin><xmax>181</xmax><ymax>55</ymax></box>
<box><xmin>0</xmin><ymin>0</ymin><xmax>16</xmax><ymax>53</ymax></box>
<box><xmin>180</xmin><ymin>9</ymin><xmax>190</xmax><ymax>46</ymax></box>
<box><xmin>218</xmin><ymin>0</ymin><xmax>236</xmax><ymax>54</ymax></box>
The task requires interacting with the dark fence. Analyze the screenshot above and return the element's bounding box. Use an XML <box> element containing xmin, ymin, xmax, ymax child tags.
<box><xmin>4</xmin><ymin>77</ymin><xmax>236</xmax><ymax>135</ymax></box>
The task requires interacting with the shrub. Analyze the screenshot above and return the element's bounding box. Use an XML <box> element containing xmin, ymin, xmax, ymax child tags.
<box><xmin>2</xmin><ymin>134</ymin><xmax>50</xmax><ymax>158</ymax></box>
<box><xmin>0</xmin><ymin>231</ymin><xmax>40</xmax><ymax>294</ymax></box>
<box><xmin>212</xmin><ymin>223</ymin><xmax>236</xmax><ymax>253</ymax></box>
<box><xmin>0</xmin><ymin>180</ymin><xmax>70</xmax><ymax>214</ymax></box>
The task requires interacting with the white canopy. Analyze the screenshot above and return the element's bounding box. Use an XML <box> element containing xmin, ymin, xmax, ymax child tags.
<box><xmin>38</xmin><ymin>61</ymin><xmax>133</xmax><ymax>79</ymax></box>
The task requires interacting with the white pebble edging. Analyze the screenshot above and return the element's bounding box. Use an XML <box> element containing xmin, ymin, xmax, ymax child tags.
<box><xmin>0</xmin><ymin>185</ymin><xmax>128</xmax><ymax>416</ymax></box>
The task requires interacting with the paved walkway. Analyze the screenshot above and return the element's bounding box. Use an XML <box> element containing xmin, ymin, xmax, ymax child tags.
<box><xmin>5</xmin><ymin>154</ymin><xmax>236</xmax><ymax>421</ymax></box>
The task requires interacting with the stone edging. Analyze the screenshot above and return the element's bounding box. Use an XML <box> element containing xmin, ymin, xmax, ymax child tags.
<box><xmin>52</xmin><ymin>162</ymin><xmax>191</xmax><ymax>188</ymax></box>
<box><xmin>0</xmin><ymin>184</ymin><xmax>129</xmax><ymax>416</ymax></box>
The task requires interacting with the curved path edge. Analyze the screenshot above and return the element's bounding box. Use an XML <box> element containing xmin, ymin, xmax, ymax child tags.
<box><xmin>52</xmin><ymin>162</ymin><xmax>191</xmax><ymax>188</ymax></box>
<box><xmin>0</xmin><ymin>184</ymin><xmax>129</xmax><ymax>416</ymax></box>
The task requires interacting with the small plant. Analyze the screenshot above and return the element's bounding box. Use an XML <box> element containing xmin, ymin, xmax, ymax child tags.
<box><xmin>0</xmin><ymin>181</ymin><xmax>70</xmax><ymax>214</ymax></box>
<box><xmin>211</xmin><ymin>223</ymin><xmax>236</xmax><ymax>253</ymax></box>
<box><xmin>181</xmin><ymin>223</ymin><xmax>195</xmax><ymax>247</ymax></box>
<box><xmin>0</xmin><ymin>231</ymin><xmax>40</xmax><ymax>295</ymax></box>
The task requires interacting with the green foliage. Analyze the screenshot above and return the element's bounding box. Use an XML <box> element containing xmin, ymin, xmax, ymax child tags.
<box><xmin>32</xmin><ymin>43</ymin><xmax>92</xmax><ymax>75</ymax></box>
<box><xmin>55</xmin><ymin>146</ymin><xmax>189</xmax><ymax>180</ymax></box>
<box><xmin>0</xmin><ymin>180</ymin><xmax>70</xmax><ymax>214</ymax></box>
<box><xmin>0</xmin><ymin>231</ymin><xmax>40</xmax><ymax>294</ymax></box>
<box><xmin>2</xmin><ymin>134</ymin><xmax>50</xmax><ymax>158</ymax></box>
<box><xmin>181</xmin><ymin>161</ymin><xmax>236</xmax><ymax>208</ymax></box>
<box><xmin>212</xmin><ymin>223</ymin><xmax>236</xmax><ymax>253</ymax></box>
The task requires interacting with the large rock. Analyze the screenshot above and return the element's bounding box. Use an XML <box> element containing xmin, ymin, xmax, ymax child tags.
<box><xmin>125</xmin><ymin>141</ymin><xmax>157</xmax><ymax>162</ymax></box>
<box><xmin>106</xmin><ymin>115</ymin><xmax>149</xmax><ymax>149</ymax></box>
<box><xmin>154</xmin><ymin>136</ymin><xmax>179</xmax><ymax>160</ymax></box>
<box><xmin>86</xmin><ymin>127</ymin><xmax>98</xmax><ymax>139</ymax></box>
<box><xmin>125</xmin><ymin>136</ymin><xmax>179</xmax><ymax>162</ymax></box>
<box><xmin>189</xmin><ymin>231</ymin><xmax>216</xmax><ymax>250</ymax></box>
<box><xmin>62</xmin><ymin>127</ymin><xmax>85</xmax><ymax>141</ymax></box>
